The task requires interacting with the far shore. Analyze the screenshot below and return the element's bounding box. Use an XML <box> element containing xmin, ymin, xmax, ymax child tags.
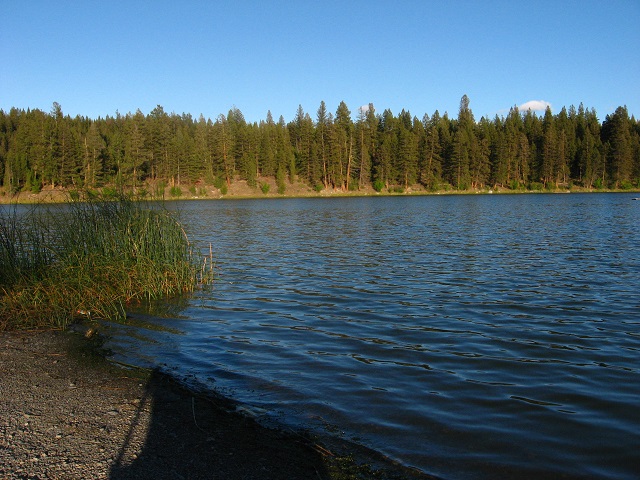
<box><xmin>2</xmin><ymin>179</ymin><xmax>638</xmax><ymax>205</ymax></box>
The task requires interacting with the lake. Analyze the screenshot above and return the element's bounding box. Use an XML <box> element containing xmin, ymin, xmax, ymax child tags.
<box><xmin>104</xmin><ymin>193</ymin><xmax>640</xmax><ymax>479</ymax></box>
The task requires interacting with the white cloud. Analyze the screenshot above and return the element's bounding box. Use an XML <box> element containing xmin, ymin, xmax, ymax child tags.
<box><xmin>519</xmin><ymin>100</ymin><xmax>552</xmax><ymax>112</ymax></box>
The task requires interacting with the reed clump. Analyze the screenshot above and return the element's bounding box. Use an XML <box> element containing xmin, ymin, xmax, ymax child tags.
<box><xmin>0</xmin><ymin>193</ymin><xmax>212</xmax><ymax>331</ymax></box>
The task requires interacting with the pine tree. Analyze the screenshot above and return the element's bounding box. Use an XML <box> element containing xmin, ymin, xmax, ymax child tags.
<box><xmin>471</xmin><ymin>117</ymin><xmax>492</xmax><ymax>189</ymax></box>
<box><xmin>602</xmin><ymin>106</ymin><xmax>634</xmax><ymax>188</ymax></box>
<box><xmin>83</xmin><ymin>121</ymin><xmax>105</xmax><ymax>188</ymax></box>
<box><xmin>419</xmin><ymin>112</ymin><xmax>442</xmax><ymax>190</ymax></box>
<box><xmin>396</xmin><ymin>114</ymin><xmax>419</xmax><ymax>189</ymax></box>
<box><xmin>375</xmin><ymin>109</ymin><xmax>397</xmax><ymax>189</ymax></box>
<box><xmin>289</xmin><ymin>105</ymin><xmax>314</xmax><ymax>187</ymax></box>
<box><xmin>555</xmin><ymin>107</ymin><xmax>574</xmax><ymax>186</ymax></box>
<box><xmin>541</xmin><ymin>107</ymin><xmax>557</xmax><ymax>187</ymax></box>
<box><xmin>214</xmin><ymin>113</ymin><xmax>234</xmax><ymax>186</ymax></box>
<box><xmin>194</xmin><ymin>114</ymin><xmax>212</xmax><ymax>182</ymax></box>
<box><xmin>335</xmin><ymin>101</ymin><xmax>353</xmax><ymax>190</ymax></box>
<box><xmin>314</xmin><ymin>101</ymin><xmax>329</xmax><ymax>189</ymax></box>
<box><xmin>123</xmin><ymin>110</ymin><xmax>146</xmax><ymax>189</ymax></box>
<box><xmin>353</xmin><ymin>104</ymin><xmax>375</xmax><ymax>189</ymax></box>
<box><xmin>146</xmin><ymin>105</ymin><xmax>170</xmax><ymax>181</ymax></box>
<box><xmin>450</xmin><ymin>95</ymin><xmax>474</xmax><ymax>189</ymax></box>
<box><xmin>522</xmin><ymin>109</ymin><xmax>543</xmax><ymax>186</ymax></box>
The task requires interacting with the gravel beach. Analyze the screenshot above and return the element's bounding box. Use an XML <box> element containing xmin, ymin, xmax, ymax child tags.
<box><xmin>0</xmin><ymin>330</ymin><xmax>433</xmax><ymax>479</ymax></box>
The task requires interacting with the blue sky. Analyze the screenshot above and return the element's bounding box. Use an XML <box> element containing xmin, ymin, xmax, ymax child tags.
<box><xmin>2</xmin><ymin>1</ymin><xmax>639</xmax><ymax>123</ymax></box>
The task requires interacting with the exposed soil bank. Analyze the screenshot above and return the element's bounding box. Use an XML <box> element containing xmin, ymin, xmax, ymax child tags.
<box><xmin>0</xmin><ymin>330</ymin><xmax>434</xmax><ymax>479</ymax></box>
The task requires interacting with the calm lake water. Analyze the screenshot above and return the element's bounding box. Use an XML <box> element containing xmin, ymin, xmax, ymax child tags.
<box><xmin>104</xmin><ymin>193</ymin><xmax>639</xmax><ymax>479</ymax></box>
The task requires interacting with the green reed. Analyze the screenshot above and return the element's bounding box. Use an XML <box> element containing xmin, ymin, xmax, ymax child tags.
<box><xmin>0</xmin><ymin>193</ymin><xmax>213</xmax><ymax>331</ymax></box>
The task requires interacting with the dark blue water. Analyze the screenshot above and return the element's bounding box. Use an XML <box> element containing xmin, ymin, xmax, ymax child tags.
<box><xmin>106</xmin><ymin>193</ymin><xmax>640</xmax><ymax>479</ymax></box>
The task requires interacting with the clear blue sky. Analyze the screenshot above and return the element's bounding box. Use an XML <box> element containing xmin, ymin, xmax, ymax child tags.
<box><xmin>2</xmin><ymin>1</ymin><xmax>639</xmax><ymax>123</ymax></box>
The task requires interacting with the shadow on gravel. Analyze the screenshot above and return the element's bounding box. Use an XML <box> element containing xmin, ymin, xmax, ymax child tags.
<box><xmin>109</xmin><ymin>370</ymin><xmax>329</xmax><ymax>480</ymax></box>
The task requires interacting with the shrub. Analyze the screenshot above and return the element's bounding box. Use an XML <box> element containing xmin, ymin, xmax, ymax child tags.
<box><xmin>373</xmin><ymin>179</ymin><xmax>385</xmax><ymax>192</ymax></box>
<box><xmin>213</xmin><ymin>176</ymin><xmax>225</xmax><ymax>189</ymax></box>
<box><xmin>102</xmin><ymin>186</ymin><xmax>119</xmax><ymax>198</ymax></box>
<box><xmin>170</xmin><ymin>186</ymin><xmax>183</xmax><ymax>197</ymax></box>
<box><xmin>260</xmin><ymin>183</ymin><xmax>270</xmax><ymax>194</ymax></box>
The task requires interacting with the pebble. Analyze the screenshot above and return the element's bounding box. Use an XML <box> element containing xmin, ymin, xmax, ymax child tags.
<box><xmin>0</xmin><ymin>331</ymin><xmax>149</xmax><ymax>479</ymax></box>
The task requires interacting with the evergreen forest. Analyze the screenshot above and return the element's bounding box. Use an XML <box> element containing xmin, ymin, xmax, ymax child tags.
<box><xmin>1</xmin><ymin>95</ymin><xmax>639</xmax><ymax>197</ymax></box>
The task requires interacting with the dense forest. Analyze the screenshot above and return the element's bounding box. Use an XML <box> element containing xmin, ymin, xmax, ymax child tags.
<box><xmin>1</xmin><ymin>96</ymin><xmax>639</xmax><ymax>196</ymax></box>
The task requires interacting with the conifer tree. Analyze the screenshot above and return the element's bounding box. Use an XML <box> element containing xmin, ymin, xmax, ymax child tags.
<box><xmin>353</xmin><ymin>104</ymin><xmax>374</xmax><ymax>189</ymax></box>
<box><xmin>450</xmin><ymin>95</ymin><xmax>474</xmax><ymax>189</ymax></box>
<box><xmin>602</xmin><ymin>106</ymin><xmax>634</xmax><ymax>188</ymax></box>
<box><xmin>83</xmin><ymin>121</ymin><xmax>105</xmax><ymax>188</ymax></box>
<box><xmin>420</xmin><ymin>112</ymin><xmax>443</xmax><ymax>190</ymax></box>
<box><xmin>314</xmin><ymin>101</ymin><xmax>329</xmax><ymax>189</ymax></box>
<box><xmin>541</xmin><ymin>107</ymin><xmax>557</xmax><ymax>187</ymax></box>
<box><xmin>335</xmin><ymin>101</ymin><xmax>353</xmax><ymax>190</ymax></box>
<box><xmin>214</xmin><ymin>113</ymin><xmax>234</xmax><ymax>186</ymax></box>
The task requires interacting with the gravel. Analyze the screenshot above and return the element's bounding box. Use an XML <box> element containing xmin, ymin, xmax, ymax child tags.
<box><xmin>0</xmin><ymin>330</ymin><xmax>434</xmax><ymax>479</ymax></box>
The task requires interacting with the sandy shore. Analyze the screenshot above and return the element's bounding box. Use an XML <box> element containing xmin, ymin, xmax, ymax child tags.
<box><xmin>0</xmin><ymin>330</ymin><xmax>434</xmax><ymax>479</ymax></box>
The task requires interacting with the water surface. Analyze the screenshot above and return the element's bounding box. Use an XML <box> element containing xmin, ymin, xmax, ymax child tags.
<box><xmin>106</xmin><ymin>193</ymin><xmax>640</xmax><ymax>479</ymax></box>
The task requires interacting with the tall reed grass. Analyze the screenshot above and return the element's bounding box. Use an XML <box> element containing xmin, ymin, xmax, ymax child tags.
<box><xmin>0</xmin><ymin>194</ymin><xmax>213</xmax><ymax>331</ymax></box>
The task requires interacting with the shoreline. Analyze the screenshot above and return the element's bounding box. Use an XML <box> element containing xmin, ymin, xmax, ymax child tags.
<box><xmin>0</xmin><ymin>329</ymin><xmax>435</xmax><ymax>479</ymax></box>
<box><xmin>1</xmin><ymin>181</ymin><xmax>639</xmax><ymax>205</ymax></box>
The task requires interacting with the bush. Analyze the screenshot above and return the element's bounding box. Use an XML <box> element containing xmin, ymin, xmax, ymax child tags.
<box><xmin>213</xmin><ymin>177</ymin><xmax>225</xmax><ymax>189</ymax></box>
<box><xmin>169</xmin><ymin>186</ymin><xmax>182</xmax><ymax>197</ymax></box>
<box><xmin>102</xmin><ymin>186</ymin><xmax>119</xmax><ymax>198</ymax></box>
<box><xmin>373</xmin><ymin>179</ymin><xmax>385</xmax><ymax>192</ymax></box>
<box><xmin>260</xmin><ymin>183</ymin><xmax>270</xmax><ymax>194</ymax></box>
<box><xmin>509</xmin><ymin>180</ymin><xmax>523</xmax><ymax>191</ymax></box>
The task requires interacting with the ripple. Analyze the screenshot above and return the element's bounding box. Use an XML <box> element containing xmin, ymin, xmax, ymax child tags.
<box><xmin>109</xmin><ymin>194</ymin><xmax>640</xmax><ymax>480</ymax></box>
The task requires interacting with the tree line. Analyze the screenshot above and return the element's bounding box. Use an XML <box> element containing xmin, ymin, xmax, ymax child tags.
<box><xmin>1</xmin><ymin>96</ymin><xmax>639</xmax><ymax>196</ymax></box>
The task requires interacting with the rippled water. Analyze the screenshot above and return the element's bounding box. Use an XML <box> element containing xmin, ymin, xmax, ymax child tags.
<box><xmin>105</xmin><ymin>193</ymin><xmax>640</xmax><ymax>479</ymax></box>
